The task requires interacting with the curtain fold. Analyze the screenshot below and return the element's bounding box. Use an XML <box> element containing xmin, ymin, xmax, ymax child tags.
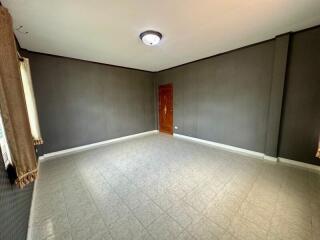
<box><xmin>0</xmin><ymin>7</ymin><xmax>38</xmax><ymax>188</ymax></box>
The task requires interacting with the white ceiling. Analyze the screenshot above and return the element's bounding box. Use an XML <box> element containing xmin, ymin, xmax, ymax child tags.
<box><xmin>2</xmin><ymin>0</ymin><xmax>320</xmax><ymax>72</ymax></box>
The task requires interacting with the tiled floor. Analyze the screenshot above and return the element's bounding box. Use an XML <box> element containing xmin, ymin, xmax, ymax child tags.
<box><xmin>29</xmin><ymin>133</ymin><xmax>320</xmax><ymax>240</ymax></box>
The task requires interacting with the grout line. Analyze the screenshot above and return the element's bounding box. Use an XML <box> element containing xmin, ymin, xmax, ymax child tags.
<box><xmin>32</xmin><ymin>133</ymin><xmax>319</xmax><ymax>240</ymax></box>
<box><xmin>97</xmin><ymin>160</ymin><xmax>160</xmax><ymax>239</ymax></box>
<box><xmin>221</xmin><ymin>166</ymin><xmax>264</xmax><ymax>237</ymax></box>
<box><xmin>93</xmin><ymin>141</ymin><xmax>187</xmax><ymax>238</ymax></box>
<box><xmin>30</xmin><ymin>162</ymin><xmax>74</xmax><ymax>240</ymax></box>
<box><xmin>53</xmin><ymin>160</ymin><xmax>75</xmax><ymax>240</ymax></box>
<box><xmin>74</xmin><ymin>159</ymin><xmax>115</xmax><ymax>239</ymax></box>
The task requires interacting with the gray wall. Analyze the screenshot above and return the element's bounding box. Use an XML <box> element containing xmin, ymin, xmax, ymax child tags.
<box><xmin>279</xmin><ymin>27</ymin><xmax>320</xmax><ymax>165</ymax></box>
<box><xmin>25</xmin><ymin>52</ymin><xmax>155</xmax><ymax>154</ymax></box>
<box><xmin>0</xmin><ymin>158</ymin><xmax>33</xmax><ymax>240</ymax></box>
<box><xmin>156</xmin><ymin>41</ymin><xmax>275</xmax><ymax>153</ymax></box>
<box><xmin>24</xmin><ymin>26</ymin><xmax>320</xmax><ymax>164</ymax></box>
<box><xmin>0</xmin><ymin>22</ymin><xmax>317</xmax><ymax>240</ymax></box>
<box><xmin>156</xmin><ymin>27</ymin><xmax>320</xmax><ymax>166</ymax></box>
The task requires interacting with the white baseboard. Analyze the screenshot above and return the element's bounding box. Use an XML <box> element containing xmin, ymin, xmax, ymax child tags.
<box><xmin>278</xmin><ymin>157</ymin><xmax>320</xmax><ymax>172</ymax></box>
<box><xmin>173</xmin><ymin>133</ymin><xmax>269</xmax><ymax>160</ymax></box>
<box><xmin>38</xmin><ymin>130</ymin><xmax>319</xmax><ymax>170</ymax></box>
<box><xmin>39</xmin><ymin>130</ymin><xmax>159</xmax><ymax>161</ymax></box>
<box><xmin>263</xmin><ymin>155</ymin><xmax>278</xmax><ymax>162</ymax></box>
<box><xmin>173</xmin><ymin>133</ymin><xmax>320</xmax><ymax>171</ymax></box>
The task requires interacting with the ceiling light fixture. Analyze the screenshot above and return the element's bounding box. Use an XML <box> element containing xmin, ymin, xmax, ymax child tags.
<box><xmin>140</xmin><ymin>30</ymin><xmax>162</xmax><ymax>46</ymax></box>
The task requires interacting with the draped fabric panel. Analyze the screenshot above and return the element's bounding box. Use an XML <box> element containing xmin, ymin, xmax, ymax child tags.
<box><xmin>0</xmin><ymin>7</ymin><xmax>38</xmax><ymax>188</ymax></box>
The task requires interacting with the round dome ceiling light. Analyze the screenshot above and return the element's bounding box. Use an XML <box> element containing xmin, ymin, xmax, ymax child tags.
<box><xmin>140</xmin><ymin>30</ymin><xmax>162</xmax><ymax>46</ymax></box>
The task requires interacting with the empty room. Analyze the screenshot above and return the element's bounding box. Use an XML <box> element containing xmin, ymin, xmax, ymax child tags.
<box><xmin>1</xmin><ymin>1</ymin><xmax>320</xmax><ymax>240</ymax></box>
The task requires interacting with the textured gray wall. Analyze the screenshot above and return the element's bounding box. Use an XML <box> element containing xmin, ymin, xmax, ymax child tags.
<box><xmin>156</xmin><ymin>27</ymin><xmax>320</xmax><ymax>166</ymax></box>
<box><xmin>0</xmin><ymin>158</ymin><xmax>33</xmax><ymax>240</ymax></box>
<box><xmin>26</xmin><ymin>52</ymin><xmax>155</xmax><ymax>154</ymax></box>
<box><xmin>1</xmin><ymin>24</ymin><xmax>318</xmax><ymax>240</ymax></box>
<box><xmin>279</xmin><ymin>27</ymin><xmax>320</xmax><ymax>165</ymax></box>
<box><xmin>156</xmin><ymin>41</ymin><xmax>275</xmax><ymax>153</ymax></box>
<box><xmin>22</xmin><ymin>27</ymin><xmax>320</xmax><ymax>162</ymax></box>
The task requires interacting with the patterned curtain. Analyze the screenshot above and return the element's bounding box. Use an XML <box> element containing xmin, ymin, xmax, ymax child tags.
<box><xmin>0</xmin><ymin>7</ymin><xmax>38</xmax><ymax>188</ymax></box>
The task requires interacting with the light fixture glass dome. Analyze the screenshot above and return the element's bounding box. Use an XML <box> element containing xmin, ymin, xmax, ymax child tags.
<box><xmin>140</xmin><ymin>30</ymin><xmax>162</xmax><ymax>46</ymax></box>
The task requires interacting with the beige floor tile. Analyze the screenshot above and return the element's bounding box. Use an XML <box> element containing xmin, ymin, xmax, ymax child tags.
<box><xmin>167</xmin><ymin>200</ymin><xmax>202</xmax><ymax>228</ymax></box>
<box><xmin>109</xmin><ymin>214</ymin><xmax>149</xmax><ymax>240</ymax></box>
<box><xmin>132</xmin><ymin>199</ymin><xmax>164</xmax><ymax>227</ymax></box>
<box><xmin>229</xmin><ymin>215</ymin><xmax>268</xmax><ymax>240</ymax></box>
<box><xmin>187</xmin><ymin>217</ymin><xmax>225</xmax><ymax>240</ymax></box>
<box><xmin>30</xmin><ymin>134</ymin><xmax>318</xmax><ymax>240</ymax></box>
<box><xmin>147</xmin><ymin>214</ymin><xmax>183</xmax><ymax>240</ymax></box>
<box><xmin>238</xmin><ymin>201</ymin><xmax>274</xmax><ymax>231</ymax></box>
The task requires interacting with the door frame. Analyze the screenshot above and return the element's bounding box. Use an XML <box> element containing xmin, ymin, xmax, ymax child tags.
<box><xmin>158</xmin><ymin>83</ymin><xmax>173</xmax><ymax>135</ymax></box>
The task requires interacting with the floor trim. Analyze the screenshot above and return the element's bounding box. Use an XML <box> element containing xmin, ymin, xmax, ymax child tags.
<box><xmin>173</xmin><ymin>133</ymin><xmax>267</xmax><ymax>160</ymax></box>
<box><xmin>278</xmin><ymin>157</ymin><xmax>320</xmax><ymax>172</ymax></box>
<box><xmin>173</xmin><ymin>133</ymin><xmax>320</xmax><ymax>172</ymax></box>
<box><xmin>263</xmin><ymin>155</ymin><xmax>278</xmax><ymax>162</ymax></box>
<box><xmin>39</xmin><ymin>130</ymin><xmax>159</xmax><ymax>161</ymax></box>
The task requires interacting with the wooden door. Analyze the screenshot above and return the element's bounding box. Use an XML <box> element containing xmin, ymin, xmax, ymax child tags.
<box><xmin>159</xmin><ymin>84</ymin><xmax>173</xmax><ymax>134</ymax></box>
